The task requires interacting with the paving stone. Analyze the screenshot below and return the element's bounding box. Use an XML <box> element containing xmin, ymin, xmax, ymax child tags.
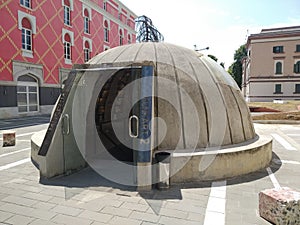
<box><xmin>51</xmin><ymin>205</ymin><xmax>83</xmax><ymax>216</ymax></box>
<box><xmin>0</xmin><ymin>186</ymin><xmax>26</xmax><ymax>196</ymax></box>
<box><xmin>5</xmin><ymin>214</ymin><xmax>35</xmax><ymax>225</ymax></box>
<box><xmin>158</xmin><ymin>216</ymin><xmax>199</xmax><ymax>225</ymax></box>
<box><xmin>0</xmin><ymin>210</ymin><xmax>13</xmax><ymax>221</ymax></box>
<box><xmin>129</xmin><ymin>211</ymin><xmax>160</xmax><ymax>223</ymax></box>
<box><xmin>26</xmin><ymin>208</ymin><xmax>57</xmax><ymax>221</ymax></box>
<box><xmin>33</xmin><ymin>202</ymin><xmax>56</xmax><ymax>210</ymax></box>
<box><xmin>40</xmin><ymin>190</ymin><xmax>65</xmax><ymax>198</ymax></box>
<box><xmin>23</xmin><ymin>192</ymin><xmax>53</xmax><ymax>202</ymax></box>
<box><xmin>120</xmin><ymin>202</ymin><xmax>149</xmax><ymax>212</ymax></box>
<box><xmin>164</xmin><ymin>202</ymin><xmax>200</xmax><ymax>214</ymax></box>
<box><xmin>51</xmin><ymin>214</ymin><xmax>92</xmax><ymax>225</ymax></box>
<box><xmin>48</xmin><ymin>197</ymin><xmax>66</xmax><ymax>205</ymax></box>
<box><xmin>78</xmin><ymin>210</ymin><xmax>112</xmax><ymax>223</ymax></box>
<box><xmin>28</xmin><ymin>219</ymin><xmax>61</xmax><ymax>225</ymax></box>
<box><xmin>17</xmin><ymin>184</ymin><xmax>42</xmax><ymax>193</ymax></box>
<box><xmin>158</xmin><ymin>208</ymin><xmax>188</xmax><ymax>219</ymax></box>
<box><xmin>108</xmin><ymin>216</ymin><xmax>142</xmax><ymax>225</ymax></box>
<box><xmin>117</xmin><ymin>195</ymin><xmax>141</xmax><ymax>203</ymax></box>
<box><xmin>2</xmin><ymin>195</ymin><xmax>37</xmax><ymax>207</ymax></box>
<box><xmin>0</xmin><ymin>202</ymin><xmax>34</xmax><ymax>216</ymax></box>
<box><xmin>101</xmin><ymin>206</ymin><xmax>132</xmax><ymax>217</ymax></box>
<box><xmin>90</xmin><ymin>222</ymin><xmax>107</xmax><ymax>225</ymax></box>
<box><xmin>187</xmin><ymin>212</ymin><xmax>205</xmax><ymax>221</ymax></box>
<box><xmin>141</xmin><ymin>222</ymin><xmax>157</xmax><ymax>225</ymax></box>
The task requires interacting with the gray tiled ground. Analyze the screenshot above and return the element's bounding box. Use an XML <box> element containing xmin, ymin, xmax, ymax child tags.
<box><xmin>0</xmin><ymin>121</ymin><xmax>299</xmax><ymax>224</ymax></box>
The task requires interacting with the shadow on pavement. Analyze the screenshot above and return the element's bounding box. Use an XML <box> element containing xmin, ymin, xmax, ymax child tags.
<box><xmin>39</xmin><ymin>151</ymin><xmax>281</xmax><ymax>202</ymax></box>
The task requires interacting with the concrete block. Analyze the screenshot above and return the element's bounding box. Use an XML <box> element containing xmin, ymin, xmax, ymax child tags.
<box><xmin>2</xmin><ymin>130</ymin><xmax>15</xmax><ymax>147</ymax></box>
<box><xmin>259</xmin><ymin>187</ymin><xmax>300</xmax><ymax>225</ymax></box>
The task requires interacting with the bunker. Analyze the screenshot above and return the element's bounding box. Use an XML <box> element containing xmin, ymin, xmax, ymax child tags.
<box><xmin>31</xmin><ymin>42</ymin><xmax>272</xmax><ymax>190</ymax></box>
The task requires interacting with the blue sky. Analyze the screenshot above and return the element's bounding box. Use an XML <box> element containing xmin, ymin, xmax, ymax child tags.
<box><xmin>123</xmin><ymin>0</ymin><xmax>300</xmax><ymax>69</ymax></box>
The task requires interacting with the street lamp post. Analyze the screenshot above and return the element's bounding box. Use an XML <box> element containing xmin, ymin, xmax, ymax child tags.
<box><xmin>194</xmin><ymin>44</ymin><xmax>209</xmax><ymax>52</ymax></box>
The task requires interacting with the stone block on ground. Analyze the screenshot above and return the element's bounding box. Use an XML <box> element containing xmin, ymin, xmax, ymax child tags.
<box><xmin>2</xmin><ymin>130</ymin><xmax>16</xmax><ymax>147</ymax></box>
<box><xmin>259</xmin><ymin>187</ymin><xmax>300</xmax><ymax>225</ymax></box>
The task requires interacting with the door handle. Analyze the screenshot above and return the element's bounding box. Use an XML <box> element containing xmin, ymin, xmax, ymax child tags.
<box><xmin>62</xmin><ymin>114</ymin><xmax>70</xmax><ymax>135</ymax></box>
<box><xmin>129</xmin><ymin>115</ymin><xmax>138</xmax><ymax>138</ymax></box>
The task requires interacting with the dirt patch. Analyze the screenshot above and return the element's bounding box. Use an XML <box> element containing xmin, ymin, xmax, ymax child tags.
<box><xmin>252</xmin><ymin>111</ymin><xmax>300</xmax><ymax>121</ymax></box>
<box><xmin>248</xmin><ymin>101</ymin><xmax>300</xmax><ymax>121</ymax></box>
<box><xmin>249</xmin><ymin>106</ymin><xmax>281</xmax><ymax>113</ymax></box>
<box><xmin>248</xmin><ymin>101</ymin><xmax>300</xmax><ymax>112</ymax></box>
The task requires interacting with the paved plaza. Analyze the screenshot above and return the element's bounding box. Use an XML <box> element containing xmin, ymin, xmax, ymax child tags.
<box><xmin>0</xmin><ymin>117</ymin><xmax>300</xmax><ymax>225</ymax></box>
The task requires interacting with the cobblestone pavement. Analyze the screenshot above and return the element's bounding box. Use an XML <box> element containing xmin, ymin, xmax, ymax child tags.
<box><xmin>0</xmin><ymin>120</ymin><xmax>300</xmax><ymax>225</ymax></box>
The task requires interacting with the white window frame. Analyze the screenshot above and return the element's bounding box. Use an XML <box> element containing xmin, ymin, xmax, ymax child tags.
<box><xmin>103</xmin><ymin>20</ymin><xmax>110</xmax><ymax>43</ymax></box>
<box><xmin>128</xmin><ymin>34</ymin><xmax>131</xmax><ymax>44</ymax></box>
<box><xmin>83</xmin><ymin>38</ymin><xmax>92</xmax><ymax>62</ymax></box>
<box><xmin>20</xmin><ymin>0</ymin><xmax>31</xmax><ymax>9</ymax></box>
<box><xmin>64</xmin><ymin>5</ymin><xmax>71</xmax><ymax>26</ymax></box>
<box><xmin>22</xmin><ymin>27</ymin><xmax>32</xmax><ymax>51</ymax></box>
<box><xmin>274</xmin><ymin>60</ymin><xmax>283</xmax><ymax>75</ymax></box>
<box><xmin>84</xmin><ymin>16</ymin><xmax>89</xmax><ymax>34</ymax></box>
<box><xmin>84</xmin><ymin>48</ymin><xmax>90</xmax><ymax>62</ymax></box>
<box><xmin>119</xmin><ymin>29</ymin><xmax>123</xmax><ymax>46</ymax></box>
<box><xmin>64</xmin><ymin>41</ymin><xmax>72</xmax><ymax>64</ymax></box>
<box><xmin>17</xmin><ymin>80</ymin><xmax>39</xmax><ymax>113</ymax></box>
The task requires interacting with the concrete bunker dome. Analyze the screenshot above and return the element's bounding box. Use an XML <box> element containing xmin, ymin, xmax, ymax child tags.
<box><xmin>89</xmin><ymin>42</ymin><xmax>256</xmax><ymax>149</ymax></box>
<box><xmin>32</xmin><ymin>42</ymin><xmax>272</xmax><ymax>186</ymax></box>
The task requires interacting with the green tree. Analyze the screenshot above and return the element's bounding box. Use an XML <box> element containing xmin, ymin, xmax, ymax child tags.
<box><xmin>228</xmin><ymin>44</ymin><xmax>247</xmax><ymax>89</ymax></box>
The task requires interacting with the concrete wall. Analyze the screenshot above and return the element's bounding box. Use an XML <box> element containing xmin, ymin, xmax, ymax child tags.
<box><xmin>170</xmin><ymin>135</ymin><xmax>272</xmax><ymax>183</ymax></box>
<box><xmin>248</xmin><ymin>81</ymin><xmax>300</xmax><ymax>102</ymax></box>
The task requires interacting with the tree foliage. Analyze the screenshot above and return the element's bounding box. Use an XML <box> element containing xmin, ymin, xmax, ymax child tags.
<box><xmin>208</xmin><ymin>54</ymin><xmax>225</xmax><ymax>68</ymax></box>
<box><xmin>228</xmin><ymin>44</ymin><xmax>247</xmax><ymax>89</ymax></box>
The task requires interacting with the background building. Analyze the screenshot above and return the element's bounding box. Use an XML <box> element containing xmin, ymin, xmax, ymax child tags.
<box><xmin>0</xmin><ymin>0</ymin><xmax>136</xmax><ymax>118</ymax></box>
<box><xmin>242</xmin><ymin>26</ymin><xmax>300</xmax><ymax>102</ymax></box>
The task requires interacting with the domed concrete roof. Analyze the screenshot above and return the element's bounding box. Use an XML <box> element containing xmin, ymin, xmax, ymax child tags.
<box><xmin>89</xmin><ymin>42</ymin><xmax>255</xmax><ymax>150</ymax></box>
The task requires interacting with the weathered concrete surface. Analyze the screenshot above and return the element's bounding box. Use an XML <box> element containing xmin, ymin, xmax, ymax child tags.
<box><xmin>169</xmin><ymin>135</ymin><xmax>272</xmax><ymax>183</ymax></box>
<box><xmin>259</xmin><ymin>187</ymin><xmax>300</xmax><ymax>225</ymax></box>
<box><xmin>31</xmin><ymin>129</ymin><xmax>46</xmax><ymax>167</ymax></box>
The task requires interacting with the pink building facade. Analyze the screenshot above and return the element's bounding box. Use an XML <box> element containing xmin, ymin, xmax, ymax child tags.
<box><xmin>0</xmin><ymin>0</ymin><xmax>136</xmax><ymax>118</ymax></box>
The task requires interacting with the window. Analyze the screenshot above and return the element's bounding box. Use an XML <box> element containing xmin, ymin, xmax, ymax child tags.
<box><xmin>84</xmin><ymin>9</ymin><xmax>90</xmax><ymax>34</ymax></box>
<box><xmin>104</xmin><ymin>20</ymin><xmax>109</xmax><ymax>42</ymax></box>
<box><xmin>119</xmin><ymin>30</ymin><xmax>123</xmax><ymax>46</ymax></box>
<box><xmin>128</xmin><ymin>34</ymin><xmax>131</xmax><ymax>44</ymax></box>
<box><xmin>296</xmin><ymin>45</ymin><xmax>300</xmax><ymax>52</ymax></box>
<box><xmin>20</xmin><ymin>0</ymin><xmax>31</xmax><ymax>8</ymax></box>
<box><xmin>295</xmin><ymin>84</ymin><xmax>300</xmax><ymax>93</ymax></box>
<box><xmin>103</xmin><ymin>1</ymin><xmax>107</xmax><ymax>11</ymax></box>
<box><xmin>273</xmin><ymin>46</ymin><xmax>284</xmax><ymax>53</ymax></box>
<box><xmin>64</xmin><ymin>0</ymin><xmax>71</xmax><ymax>26</ymax></box>
<box><xmin>21</xmin><ymin>18</ymin><xmax>32</xmax><ymax>51</ymax></box>
<box><xmin>274</xmin><ymin>84</ymin><xmax>282</xmax><ymax>94</ymax></box>
<box><xmin>64</xmin><ymin>33</ymin><xmax>71</xmax><ymax>62</ymax></box>
<box><xmin>84</xmin><ymin>41</ymin><xmax>91</xmax><ymax>62</ymax></box>
<box><xmin>275</xmin><ymin>62</ymin><xmax>282</xmax><ymax>74</ymax></box>
<box><xmin>294</xmin><ymin>61</ymin><xmax>300</xmax><ymax>74</ymax></box>
<box><xmin>17</xmin><ymin>75</ymin><xmax>39</xmax><ymax>113</ymax></box>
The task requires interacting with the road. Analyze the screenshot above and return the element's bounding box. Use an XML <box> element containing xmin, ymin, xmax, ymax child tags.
<box><xmin>0</xmin><ymin>118</ymin><xmax>299</xmax><ymax>225</ymax></box>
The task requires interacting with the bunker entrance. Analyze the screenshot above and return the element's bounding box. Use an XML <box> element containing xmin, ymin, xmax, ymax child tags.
<box><xmin>95</xmin><ymin>66</ymin><xmax>154</xmax><ymax>165</ymax></box>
